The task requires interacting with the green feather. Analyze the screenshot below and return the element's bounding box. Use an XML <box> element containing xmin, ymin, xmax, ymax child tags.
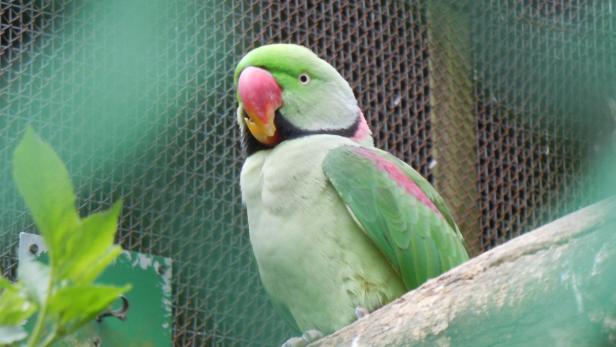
<box><xmin>323</xmin><ymin>145</ymin><xmax>469</xmax><ymax>290</ymax></box>
<box><xmin>234</xmin><ymin>44</ymin><xmax>360</xmax><ymax>132</ymax></box>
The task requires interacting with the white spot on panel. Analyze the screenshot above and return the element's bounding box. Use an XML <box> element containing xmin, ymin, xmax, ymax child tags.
<box><xmin>132</xmin><ymin>253</ymin><xmax>153</xmax><ymax>269</ymax></box>
<box><xmin>159</xmin><ymin>257</ymin><xmax>174</xmax><ymax>324</ymax></box>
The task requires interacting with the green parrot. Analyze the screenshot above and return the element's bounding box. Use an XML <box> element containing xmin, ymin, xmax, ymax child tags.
<box><xmin>234</xmin><ymin>44</ymin><xmax>468</xmax><ymax>346</ymax></box>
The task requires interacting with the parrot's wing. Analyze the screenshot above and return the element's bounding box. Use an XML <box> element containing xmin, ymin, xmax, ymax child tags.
<box><xmin>323</xmin><ymin>145</ymin><xmax>469</xmax><ymax>290</ymax></box>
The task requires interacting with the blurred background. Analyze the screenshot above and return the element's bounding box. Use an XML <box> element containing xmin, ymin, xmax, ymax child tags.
<box><xmin>1</xmin><ymin>0</ymin><xmax>614</xmax><ymax>345</ymax></box>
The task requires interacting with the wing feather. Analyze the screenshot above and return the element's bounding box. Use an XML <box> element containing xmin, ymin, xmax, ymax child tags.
<box><xmin>323</xmin><ymin>145</ymin><xmax>468</xmax><ymax>290</ymax></box>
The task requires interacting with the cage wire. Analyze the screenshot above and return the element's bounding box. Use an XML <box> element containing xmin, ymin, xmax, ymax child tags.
<box><xmin>1</xmin><ymin>0</ymin><xmax>614</xmax><ymax>346</ymax></box>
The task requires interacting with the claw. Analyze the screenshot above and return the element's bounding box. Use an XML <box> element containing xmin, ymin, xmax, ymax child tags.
<box><xmin>281</xmin><ymin>336</ymin><xmax>308</xmax><ymax>347</ymax></box>
<box><xmin>302</xmin><ymin>329</ymin><xmax>323</xmax><ymax>342</ymax></box>
<box><xmin>281</xmin><ymin>330</ymin><xmax>324</xmax><ymax>347</ymax></box>
<box><xmin>355</xmin><ymin>306</ymin><xmax>369</xmax><ymax>319</ymax></box>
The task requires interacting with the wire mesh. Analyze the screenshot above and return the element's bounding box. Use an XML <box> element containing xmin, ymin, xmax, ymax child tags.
<box><xmin>1</xmin><ymin>0</ymin><xmax>288</xmax><ymax>345</ymax></box>
<box><xmin>1</xmin><ymin>0</ymin><xmax>614</xmax><ymax>346</ymax></box>
<box><xmin>468</xmin><ymin>0</ymin><xmax>615</xmax><ymax>250</ymax></box>
<box><xmin>248</xmin><ymin>1</ymin><xmax>433</xmax><ymax>177</ymax></box>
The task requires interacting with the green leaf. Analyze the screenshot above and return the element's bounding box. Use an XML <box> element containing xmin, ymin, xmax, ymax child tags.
<box><xmin>60</xmin><ymin>201</ymin><xmax>123</xmax><ymax>284</ymax></box>
<box><xmin>74</xmin><ymin>245</ymin><xmax>123</xmax><ymax>285</ymax></box>
<box><xmin>47</xmin><ymin>284</ymin><xmax>131</xmax><ymax>336</ymax></box>
<box><xmin>11</xmin><ymin>128</ymin><xmax>131</xmax><ymax>346</ymax></box>
<box><xmin>0</xmin><ymin>325</ymin><xmax>28</xmax><ymax>345</ymax></box>
<box><xmin>12</xmin><ymin>128</ymin><xmax>79</xmax><ymax>262</ymax></box>
<box><xmin>0</xmin><ymin>277</ymin><xmax>36</xmax><ymax>326</ymax></box>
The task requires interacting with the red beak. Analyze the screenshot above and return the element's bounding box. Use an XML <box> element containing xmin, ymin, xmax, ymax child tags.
<box><xmin>237</xmin><ymin>67</ymin><xmax>282</xmax><ymax>145</ymax></box>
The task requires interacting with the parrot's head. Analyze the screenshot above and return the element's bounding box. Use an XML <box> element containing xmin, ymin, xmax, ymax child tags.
<box><xmin>234</xmin><ymin>44</ymin><xmax>372</xmax><ymax>153</ymax></box>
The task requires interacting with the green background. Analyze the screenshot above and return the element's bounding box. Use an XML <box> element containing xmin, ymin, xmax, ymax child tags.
<box><xmin>1</xmin><ymin>1</ymin><xmax>614</xmax><ymax>346</ymax></box>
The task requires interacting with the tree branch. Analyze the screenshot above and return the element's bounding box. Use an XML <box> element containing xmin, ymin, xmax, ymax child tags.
<box><xmin>310</xmin><ymin>199</ymin><xmax>616</xmax><ymax>346</ymax></box>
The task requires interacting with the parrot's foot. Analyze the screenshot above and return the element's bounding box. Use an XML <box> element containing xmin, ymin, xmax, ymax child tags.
<box><xmin>281</xmin><ymin>330</ymin><xmax>324</xmax><ymax>347</ymax></box>
<box><xmin>355</xmin><ymin>306</ymin><xmax>369</xmax><ymax>320</ymax></box>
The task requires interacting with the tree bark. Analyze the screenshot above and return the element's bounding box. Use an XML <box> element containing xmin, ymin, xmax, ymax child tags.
<box><xmin>310</xmin><ymin>199</ymin><xmax>616</xmax><ymax>347</ymax></box>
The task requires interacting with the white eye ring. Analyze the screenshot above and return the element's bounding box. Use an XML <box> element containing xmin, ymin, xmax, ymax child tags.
<box><xmin>299</xmin><ymin>73</ymin><xmax>310</xmax><ymax>85</ymax></box>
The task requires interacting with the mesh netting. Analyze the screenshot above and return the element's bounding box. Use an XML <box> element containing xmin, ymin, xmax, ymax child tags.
<box><xmin>468</xmin><ymin>1</ymin><xmax>615</xmax><ymax>249</ymax></box>
<box><xmin>1</xmin><ymin>0</ymin><xmax>613</xmax><ymax>346</ymax></box>
<box><xmin>1</xmin><ymin>1</ymin><xmax>288</xmax><ymax>345</ymax></box>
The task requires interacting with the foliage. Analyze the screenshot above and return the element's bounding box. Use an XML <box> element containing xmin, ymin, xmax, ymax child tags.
<box><xmin>0</xmin><ymin>128</ymin><xmax>130</xmax><ymax>346</ymax></box>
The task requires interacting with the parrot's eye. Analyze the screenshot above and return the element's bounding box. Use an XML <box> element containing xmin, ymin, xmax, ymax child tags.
<box><xmin>298</xmin><ymin>73</ymin><xmax>310</xmax><ymax>85</ymax></box>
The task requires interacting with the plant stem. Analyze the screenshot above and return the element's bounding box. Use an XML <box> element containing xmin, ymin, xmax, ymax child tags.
<box><xmin>26</xmin><ymin>273</ymin><xmax>55</xmax><ymax>347</ymax></box>
<box><xmin>27</xmin><ymin>303</ymin><xmax>47</xmax><ymax>347</ymax></box>
<box><xmin>39</xmin><ymin>330</ymin><xmax>57</xmax><ymax>347</ymax></box>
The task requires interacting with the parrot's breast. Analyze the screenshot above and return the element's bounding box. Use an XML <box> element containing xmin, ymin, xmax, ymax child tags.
<box><xmin>240</xmin><ymin>135</ymin><xmax>405</xmax><ymax>334</ymax></box>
